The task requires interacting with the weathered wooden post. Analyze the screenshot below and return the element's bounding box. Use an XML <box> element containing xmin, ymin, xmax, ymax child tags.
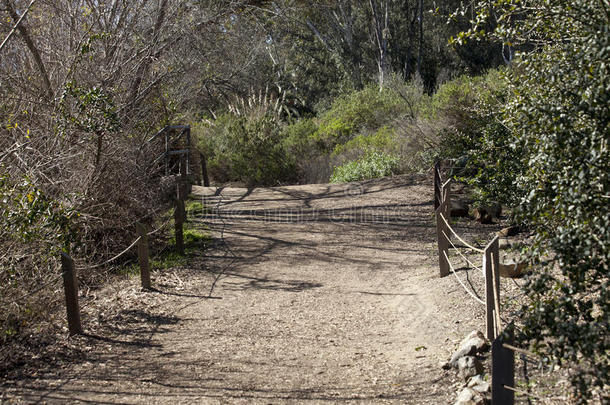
<box><xmin>136</xmin><ymin>223</ymin><xmax>151</xmax><ymax>289</ymax></box>
<box><xmin>179</xmin><ymin>153</ymin><xmax>190</xmax><ymax>195</ymax></box>
<box><xmin>200</xmin><ymin>152</ymin><xmax>210</xmax><ymax>187</ymax></box>
<box><xmin>164</xmin><ymin>130</ymin><xmax>170</xmax><ymax>176</ymax></box>
<box><xmin>436</xmin><ymin>198</ymin><xmax>450</xmax><ymax>277</ymax></box>
<box><xmin>434</xmin><ymin>161</ymin><xmax>441</xmax><ymax>210</ymax></box>
<box><xmin>60</xmin><ymin>253</ymin><xmax>83</xmax><ymax>335</ymax></box>
<box><xmin>175</xmin><ymin>184</ymin><xmax>185</xmax><ymax>255</ymax></box>
<box><xmin>441</xmin><ymin>179</ymin><xmax>451</xmax><ymax>209</ymax></box>
<box><xmin>185</xmin><ymin>126</ymin><xmax>191</xmax><ymax>178</ymax></box>
<box><xmin>492</xmin><ymin>325</ymin><xmax>515</xmax><ymax>405</ymax></box>
<box><xmin>484</xmin><ymin>236</ymin><xmax>501</xmax><ymax>340</ymax></box>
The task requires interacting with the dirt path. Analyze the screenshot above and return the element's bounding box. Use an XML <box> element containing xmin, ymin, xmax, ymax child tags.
<box><xmin>2</xmin><ymin>175</ymin><xmax>489</xmax><ymax>404</ymax></box>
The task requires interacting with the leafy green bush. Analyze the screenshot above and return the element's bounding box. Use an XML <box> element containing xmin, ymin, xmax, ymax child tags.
<box><xmin>330</xmin><ymin>151</ymin><xmax>399</xmax><ymax>183</ymax></box>
<box><xmin>0</xmin><ymin>172</ymin><xmax>78</xmax><ymax>340</ymax></box>
<box><xmin>312</xmin><ymin>85</ymin><xmax>407</xmax><ymax>151</ymax></box>
<box><xmin>195</xmin><ymin>113</ymin><xmax>297</xmax><ymax>186</ymax></box>
<box><xmin>332</xmin><ymin>126</ymin><xmax>398</xmax><ymax>157</ymax></box>
<box><xmin>281</xmin><ymin>117</ymin><xmax>318</xmax><ymax>158</ymax></box>
<box><xmin>423</xmin><ymin>70</ymin><xmax>508</xmax><ymax>166</ymax></box>
<box><xmin>462</xmin><ymin>0</ymin><xmax>610</xmax><ymax>401</ymax></box>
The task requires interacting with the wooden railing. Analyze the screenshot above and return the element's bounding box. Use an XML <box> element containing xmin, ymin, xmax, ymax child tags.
<box><xmin>434</xmin><ymin>161</ymin><xmax>543</xmax><ymax>405</ymax></box>
<box><xmin>10</xmin><ymin>152</ymin><xmax>193</xmax><ymax>337</ymax></box>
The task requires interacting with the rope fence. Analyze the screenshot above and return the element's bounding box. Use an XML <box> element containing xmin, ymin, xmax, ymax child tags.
<box><xmin>442</xmin><ymin>250</ymin><xmax>485</xmax><ymax>305</ymax></box>
<box><xmin>5</xmin><ymin>159</ymin><xmax>192</xmax><ymax>336</ymax></box>
<box><xmin>77</xmin><ymin>236</ymin><xmax>142</xmax><ymax>270</ymax></box>
<box><xmin>433</xmin><ymin>160</ymin><xmax>547</xmax><ymax>405</ymax></box>
<box><xmin>75</xmin><ymin>207</ymin><xmax>177</xmax><ymax>272</ymax></box>
<box><xmin>438</xmin><ymin>213</ymin><xmax>485</xmax><ymax>253</ymax></box>
<box><xmin>441</xmin><ymin>229</ymin><xmax>483</xmax><ymax>274</ymax></box>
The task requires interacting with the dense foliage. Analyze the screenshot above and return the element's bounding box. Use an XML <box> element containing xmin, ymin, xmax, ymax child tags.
<box><xmin>196</xmin><ymin>113</ymin><xmax>297</xmax><ymax>186</ymax></box>
<box><xmin>330</xmin><ymin>151</ymin><xmax>399</xmax><ymax>183</ymax></box>
<box><xmin>458</xmin><ymin>0</ymin><xmax>609</xmax><ymax>401</ymax></box>
<box><xmin>195</xmin><ymin>79</ymin><xmax>468</xmax><ymax>186</ymax></box>
<box><xmin>0</xmin><ymin>0</ymin><xmax>184</xmax><ymax>341</ymax></box>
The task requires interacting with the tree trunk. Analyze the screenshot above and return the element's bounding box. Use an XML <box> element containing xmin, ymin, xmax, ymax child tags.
<box><xmin>417</xmin><ymin>0</ymin><xmax>423</xmax><ymax>77</ymax></box>
<box><xmin>4</xmin><ymin>0</ymin><xmax>53</xmax><ymax>101</ymax></box>
<box><xmin>370</xmin><ymin>0</ymin><xmax>390</xmax><ymax>89</ymax></box>
<box><xmin>126</xmin><ymin>0</ymin><xmax>169</xmax><ymax>112</ymax></box>
<box><xmin>338</xmin><ymin>1</ymin><xmax>362</xmax><ymax>89</ymax></box>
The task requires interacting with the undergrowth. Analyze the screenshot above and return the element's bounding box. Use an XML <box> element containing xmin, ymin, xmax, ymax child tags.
<box><xmin>194</xmin><ymin>71</ymin><xmax>505</xmax><ymax>185</ymax></box>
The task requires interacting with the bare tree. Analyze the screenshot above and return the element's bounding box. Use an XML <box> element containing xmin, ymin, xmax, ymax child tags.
<box><xmin>0</xmin><ymin>0</ymin><xmax>189</xmax><ymax>336</ymax></box>
<box><xmin>369</xmin><ymin>0</ymin><xmax>390</xmax><ymax>89</ymax></box>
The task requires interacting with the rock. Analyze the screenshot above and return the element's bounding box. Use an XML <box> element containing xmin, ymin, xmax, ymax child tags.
<box><xmin>451</xmin><ymin>200</ymin><xmax>470</xmax><ymax>218</ymax></box>
<box><xmin>467</xmin><ymin>375</ymin><xmax>490</xmax><ymax>393</ymax></box>
<box><xmin>497</xmin><ymin>225</ymin><xmax>519</xmax><ymax>237</ymax></box>
<box><xmin>498</xmin><ymin>260</ymin><xmax>528</xmax><ymax>278</ymax></box>
<box><xmin>455</xmin><ymin>387</ymin><xmax>486</xmax><ymax>405</ymax></box>
<box><xmin>446</xmin><ymin>347</ymin><xmax>473</xmax><ymax>369</ymax></box>
<box><xmin>446</xmin><ymin>331</ymin><xmax>490</xmax><ymax>368</ymax></box>
<box><xmin>459</xmin><ymin>331</ymin><xmax>489</xmax><ymax>352</ymax></box>
<box><xmin>473</xmin><ymin>208</ymin><xmax>493</xmax><ymax>224</ymax></box>
<box><xmin>457</xmin><ymin>356</ymin><xmax>484</xmax><ymax>381</ymax></box>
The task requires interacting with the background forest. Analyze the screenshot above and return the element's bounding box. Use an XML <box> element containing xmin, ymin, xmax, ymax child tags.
<box><xmin>0</xmin><ymin>0</ymin><xmax>608</xmax><ymax>403</ymax></box>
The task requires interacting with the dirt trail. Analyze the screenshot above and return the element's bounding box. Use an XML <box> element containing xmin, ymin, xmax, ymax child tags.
<box><xmin>2</xmin><ymin>175</ymin><xmax>487</xmax><ymax>404</ymax></box>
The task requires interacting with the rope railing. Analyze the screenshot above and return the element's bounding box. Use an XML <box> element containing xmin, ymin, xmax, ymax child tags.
<box><xmin>434</xmin><ymin>161</ymin><xmax>555</xmax><ymax>405</ymax></box>
<box><xmin>502</xmin><ymin>343</ymin><xmax>539</xmax><ymax>360</ymax></box>
<box><xmin>77</xmin><ymin>236</ymin><xmax>142</xmax><ymax>270</ymax></box>
<box><xmin>443</xmin><ymin>250</ymin><xmax>485</xmax><ymax>305</ymax></box>
<box><xmin>1</xmin><ymin>214</ymin><xmax>170</xmax><ymax>304</ymax></box>
<box><xmin>74</xmin><ymin>206</ymin><xmax>176</xmax><ymax>271</ymax></box>
<box><xmin>5</xmin><ymin>168</ymin><xmax>192</xmax><ymax>336</ymax></box>
<box><xmin>441</xmin><ymin>229</ymin><xmax>484</xmax><ymax>274</ymax></box>
<box><xmin>146</xmin><ymin>208</ymin><xmax>176</xmax><ymax>236</ymax></box>
<box><xmin>502</xmin><ymin>384</ymin><xmax>542</xmax><ymax>399</ymax></box>
<box><xmin>438</xmin><ymin>212</ymin><xmax>485</xmax><ymax>253</ymax></box>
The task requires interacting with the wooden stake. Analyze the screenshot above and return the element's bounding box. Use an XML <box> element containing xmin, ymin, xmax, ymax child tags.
<box><xmin>434</xmin><ymin>161</ymin><xmax>441</xmax><ymax>210</ymax></box>
<box><xmin>136</xmin><ymin>223</ymin><xmax>151</xmax><ymax>289</ymax></box>
<box><xmin>492</xmin><ymin>325</ymin><xmax>515</xmax><ymax>405</ymax></box>
<box><xmin>200</xmin><ymin>152</ymin><xmax>210</xmax><ymax>187</ymax></box>
<box><xmin>436</xmin><ymin>199</ymin><xmax>450</xmax><ymax>277</ymax></box>
<box><xmin>484</xmin><ymin>236</ymin><xmax>500</xmax><ymax>340</ymax></box>
<box><xmin>175</xmin><ymin>184</ymin><xmax>185</xmax><ymax>255</ymax></box>
<box><xmin>180</xmin><ymin>153</ymin><xmax>190</xmax><ymax>195</ymax></box>
<box><xmin>60</xmin><ymin>253</ymin><xmax>83</xmax><ymax>335</ymax></box>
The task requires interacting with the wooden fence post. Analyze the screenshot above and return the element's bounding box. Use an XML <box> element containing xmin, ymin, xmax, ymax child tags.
<box><xmin>436</xmin><ymin>198</ymin><xmax>450</xmax><ymax>277</ymax></box>
<box><xmin>441</xmin><ymin>179</ymin><xmax>451</xmax><ymax>208</ymax></box>
<box><xmin>200</xmin><ymin>152</ymin><xmax>210</xmax><ymax>187</ymax></box>
<box><xmin>185</xmin><ymin>126</ymin><xmax>191</xmax><ymax>177</ymax></box>
<box><xmin>484</xmin><ymin>236</ymin><xmax>500</xmax><ymax>340</ymax></box>
<box><xmin>180</xmin><ymin>154</ymin><xmax>190</xmax><ymax>195</ymax></box>
<box><xmin>136</xmin><ymin>223</ymin><xmax>151</xmax><ymax>289</ymax></box>
<box><xmin>492</xmin><ymin>325</ymin><xmax>515</xmax><ymax>405</ymax></box>
<box><xmin>60</xmin><ymin>253</ymin><xmax>83</xmax><ymax>335</ymax></box>
<box><xmin>175</xmin><ymin>184</ymin><xmax>185</xmax><ymax>255</ymax></box>
<box><xmin>434</xmin><ymin>161</ymin><xmax>441</xmax><ymax>211</ymax></box>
